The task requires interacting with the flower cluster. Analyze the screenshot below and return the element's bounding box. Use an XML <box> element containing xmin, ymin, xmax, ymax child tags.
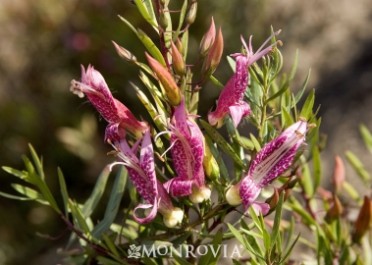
<box><xmin>70</xmin><ymin>28</ymin><xmax>307</xmax><ymax>227</ymax></box>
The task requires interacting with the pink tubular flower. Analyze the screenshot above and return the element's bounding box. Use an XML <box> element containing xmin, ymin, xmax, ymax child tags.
<box><xmin>208</xmin><ymin>31</ymin><xmax>281</xmax><ymax>128</ymax></box>
<box><xmin>164</xmin><ymin>100</ymin><xmax>211</xmax><ymax>203</ymax></box>
<box><xmin>70</xmin><ymin>65</ymin><xmax>148</xmax><ymax>139</ymax></box>
<box><xmin>226</xmin><ymin>120</ymin><xmax>307</xmax><ymax>214</ymax></box>
<box><xmin>111</xmin><ymin>130</ymin><xmax>183</xmax><ymax>227</ymax></box>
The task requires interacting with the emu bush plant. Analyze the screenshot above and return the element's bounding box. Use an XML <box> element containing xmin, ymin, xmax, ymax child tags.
<box><xmin>2</xmin><ymin>0</ymin><xmax>372</xmax><ymax>264</ymax></box>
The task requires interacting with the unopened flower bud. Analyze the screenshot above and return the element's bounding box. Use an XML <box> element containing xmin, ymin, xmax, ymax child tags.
<box><xmin>112</xmin><ymin>41</ymin><xmax>137</xmax><ymax>62</ymax></box>
<box><xmin>353</xmin><ymin>196</ymin><xmax>372</xmax><ymax>243</ymax></box>
<box><xmin>325</xmin><ymin>195</ymin><xmax>344</xmax><ymax>223</ymax></box>
<box><xmin>189</xmin><ymin>186</ymin><xmax>211</xmax><ymax>204</ymax></box>
<box><xmin>163</xmin><ymin>207</ymin><xmax>184</xmax><ymax>228</ymax></box>
<box><xmin>332</xmin><ymin>156</ymin><xmax>345</xmax><ymax>193</ymax></box>
<box><xmin>175</xmin><ymin>38</ymin><xmax>184</xmax><ymax>55</ymax></box>
<box><xmin>171</xmin><ymin>41</ymin><xmax>186</xmax><ymax>75</ymax></box>
<box><xmin>226</xmin><ymin>185</ymin><xmax>242</xmax><ymax>206</ymax></box>
<box><xmin>145</xmin><ymin>53</ymin><xmax>181</xmax><ymax>106</ymax></box>
<box><xmin>159</xmin><ymin>10</ymin><xmax>169</xmax><ymax>29</ymax></box>
<box><xmin>199</xmin><ymin>17</ymin><xmax>216</xmax><ymax>56</ymax></box>
<box><xmin>203</xmin><ymin>141</ymin><xmax>220</xmax><ymax>179</ymax></box>
<box><xmin>186</xmin><ymin>1</ymin><xmax>197</xmax><ymax>25</ymax></box>
<box><xmin>202</xmin><ymin>27</ymin><xmax>224</xmax><ymax>75</ymax></box>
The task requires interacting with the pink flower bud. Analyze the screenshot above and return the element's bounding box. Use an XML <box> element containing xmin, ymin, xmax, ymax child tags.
<box><xmin>171</xmin><ymin>41</ymin><xmax>186</xmax><ymax>75</ymax></box>
<box><xmin>202</xmin><ymin>27</ymin><xmax>224</xmax><ymax>75</ymax></box>
<box><xmin>145</xmin><ymin>53</ymin><xmax>181</xmax><ymax>106</ymax></box>
<box><xmin>199</xmin><ymin>17</ymin><xmax>216</xmax><ymax>56</ymax></box>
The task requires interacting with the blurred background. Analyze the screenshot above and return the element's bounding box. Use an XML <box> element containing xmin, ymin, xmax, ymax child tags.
<box><xmin>0</xmin><ymin>0</ymin><xmax>371</xmax><ymax>264</ymax></box>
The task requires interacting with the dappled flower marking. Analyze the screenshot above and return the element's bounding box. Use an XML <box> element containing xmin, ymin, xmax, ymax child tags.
<box><xmin>70</xmin><ymin>65</ymin><xmax>148</xmax><ymax>139</ymax></box>
<box><xmin>165</xmin><ymin>100</ymin><xmax>211</xmax><ymax>203</ymax></box>
<box><xmin>208</xmin><ymin>31</ymin><xmax>281</xmax><ymax>128</ymax></box>
<box><xmin>226</xmin><ymin>120</ymin><xmax>307</xmax><ymax>214</ymax></box>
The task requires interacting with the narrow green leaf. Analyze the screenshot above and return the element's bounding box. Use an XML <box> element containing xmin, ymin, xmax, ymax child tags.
<box><xmin>265</xmin><ymin>85</ymin><xmax>288</xmax><ymax>104</ymax></box>
<box><xmin>280</xmin><ymin>106</ymin><xmax>294</xmax><ymax>131</ymax></box>
<box><xmin>300</xmin><ymin>162</ymin><xmax>314</xmax><ymax>196</ymax></box>
<box><xmin>82</xmin><ymin>166</ymin><xmax>111</xmax><ymax>218</ymax></box>
<box><xmin>342</xmin><ymin>181</ymin><xmax>360</xmax><ymax>200</ymax></box>
<box><xmin>2</xmin><ymin>166</ymin><xmax>28</xmax><ymax>181</ymax></box>
<box><xmin>176</xmin><ymin>0</ymin><xmax>188</xmax><ymax>34</ymax></box>
<box><xmin>294</xmin><ymin>69</ymin><xmax>311</xmax><ymax>104</ymax></box>
<box><xmin>92</xmin><ymin>168</ymin><xmax>127</xmax><ymax>238</ymax></box>
<box><xmin>119</xmin><ymin>16</ymin><xmax>165</xmax><ymax>66</ymax></box>
<box><xmin>199</xmin><ymin>120</ymin><xmax>245</xmax><ymax>168</ymax></box>
<box><xmin>249</xmin><ymin>133</ymin><xmax>262</xmax><ymax>152</ymax></box>
<box><xmin>299</xmin><ymin>89</ymin><xmax>315</xmax><ymax>119</ymax></box>
<box><xmin>69</xmin><ymin>199</ymin><xmax>91</xmax><ymax>234</ymax></box>
<box><xmin>289</xmin><ymin>49</ymin><xmax>299</xmax><ymax>81</ymax></box>
<box><xmin>227</xmin><ymin>223</ymin><xmax>250</xmax><ymax>249</ymax></box>
<box><xmin>0</xmin><ymin>191</ymin><xmax>36</xmax><ymax>201</ymax></box>
<box><xmin>286</xmin><ymin>198</ymin><xmax>316</xmax><ymax>226</ymax></box>
<box><xmin>345</xmin><ymin>150</ymin><xmax>371</xmax><ymax>182</ymax></box>
<box><xmin>238</xmin><ymin>136</ymin><xmax>255</xmax><ymax>150</ymax></box>
<box><xmin>312</xmin><ymin>146</ymin><xmax>321</xmax><ymax>190</ymax></box>
<box><xmin>57</xmin><ymin>168</ymin><xmax>69</xmax><ymax>217</ymax></box>
<box><xmin>102</xmin><ymin>234</ymin><xmax>120</xmax><ymax>257</ymax></box>
<box><xmin>28</xmin><ymin>144</ymin><xmax>45</xmax><ymax>180</ymax></box>
<box><xmin>270</xmin><ymin>193</ymin><xmax>284</xmax><ymax>248</ymax></box>
<box><xmin>134</xmin><ymin>0</ymin><xmax>158</xmax><ymax>30</ymax></box>
<box><xmin>360</xmin><ymin>124</ymin><xmax>372</xmax><ymax>152</ymax></box>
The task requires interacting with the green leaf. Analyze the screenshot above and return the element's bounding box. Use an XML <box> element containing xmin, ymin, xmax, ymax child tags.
<box><xmin>286</xmin><ymin>198</ymin><xmax>316</xmax><ymax>226</ymax></box>
<box><xmin>58</xmin><ymin>168</ymin><xmax>69</xmax><ymax>217</ymax></box>
<box><xmin>300</xmin><ymin>162</ymin><xmax>314</xmax><ymax>197</ymax></box>
<box><xmin>69</xmin><ymin>199</ymin><xmax>91</xmax><ymax>235</ymax></box>
<box><xmin>92</xmin><ymin>167</ymin><xmax>127</xmax><ymax>238</ymax></box>
<box><xmin>82</xmin><ymin>166</ymin><xmax>111</xmax><ymax>218</ymax></box>
<box><xmin>280</xmin><ymin>106</ymin><xmax>294</xmax><ymax>128</ymax></box>
<box><xmin>249</xmin><ymin>133</ymin><xmax>262</xmax><ymax>152</ymax></box>
<box><xmin>28</xmin><ymin>144</ymin><xmax>45</xmax><ymax>180</ymax></box>
<box><xmin>0</xmin><ymin>191</ymin><xmax>37</xmax><ymax>201</ymax></box>
<box><xmin>312</xmin><ymin>146</ymin><xmax>321</xmax><ymax>191</ymax></box>
<box><xmin>199</xmin><ymin>120</ymin><xmax>245</xmax><ymax>168</ymax></box>
<box><xmin>176</xmin><ymin>0</ymin><xmax>188</xmax><ymax>34</ymax></box>
<box><xmin>2</xmin><ymin>166</ymin><xmax>27</xmax><ymax>181</ymax></box>
<box><xmin>289</xmin><ymin>49</ymin><xmax>299</xmax><ymax>81</ymax></box>
<box><xmin>265</xmin><ymin>85</ymin><xmax>288</xmax><ymax>104</ymax></box>
<box><xmin>294</xmin><ymin>69</ymin><xmax>311</xmax><ymax>104</ymax></box>
<box><xmin>134</xmin><ymin>0</ymin><xmax>158</xmax><ymax>30</ymax></box>
<box><xmin>360</xmin><ymin>124</ymin><xmax>372</xmax><ymax>152</ymax></box>
<box><xmin>172</xmin><ymin>255</ymin><xmax>194</xmax><ymax>265</ymax></box>
<box><xmin>299</xmin><ymin>89</ymin><xmax>315</xmax><ymax>119</ymax></box>
<box><xmin>345</xmin><ymin>150</ymin><xmax>371</xmax><ymax>182</ymax></box>
<box><xmin>119</xmin><ymin>16</ymin><xmax>165</xmax><ymax>66</ymax></box>
<box><xmin>270</xmin><ymin>193</ymin><xmax>284</xmax><ymax>250</ymax></box>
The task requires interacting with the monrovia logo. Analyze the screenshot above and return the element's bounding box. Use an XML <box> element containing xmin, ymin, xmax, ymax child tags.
<box><xmin>127</xmin><ymin>243</ymin><xmax>243</xmax><ymax>259</ymax></box>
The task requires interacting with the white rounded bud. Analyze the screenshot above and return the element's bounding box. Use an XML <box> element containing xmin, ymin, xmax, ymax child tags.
<box><xmin>189</xmin><ymin>186</ymin><xmax>211</xmax><ymax>204</ymax></box>
<box><xmin>163</xmin><ymin>207</ymin><xmax>184</xmax><ymax>228</ymax></box>
<box><xmin>225</xmin><ymin>185</ymin><xmax>242</xmax><ymax>206</ymax></box>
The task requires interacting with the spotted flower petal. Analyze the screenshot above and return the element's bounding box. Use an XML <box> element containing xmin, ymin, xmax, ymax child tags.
<box><xmin>226</xmin><ymin>120</ymin><xmax>307</xmax><ymax>214</ymax></box>
<box><xmin>70</xmin><ymin>65</ymin><xmax>148</xmax><ymax>138</ymax></box>
<box><xmin>165</xmin><ymin>100</ymin><xmax>210</xmax><ymax>202</ymax></box>
<box><xmin>112</xmin><ymin>130</ymin><xmax>181</xmax><ymax>225</ymax></box>
<box><xmin>208</xmin><ymin>32</ymin><xmax>280</xmax><ymax>128</ymax></box>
